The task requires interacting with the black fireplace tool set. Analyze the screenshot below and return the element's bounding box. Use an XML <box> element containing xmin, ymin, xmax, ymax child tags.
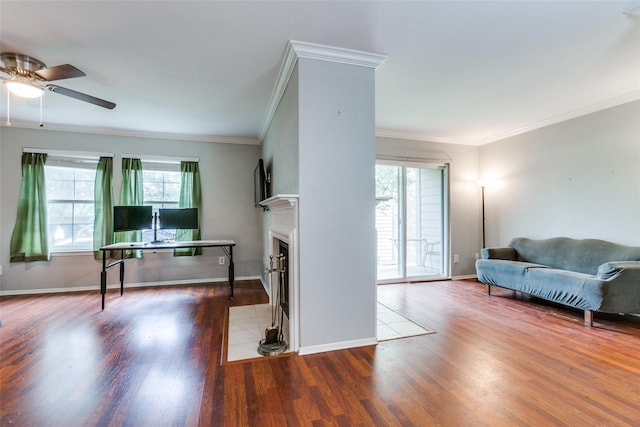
<box><xmin>258</xmin><ymin>254</ymin><xmax>288</xmax><ymax>356</ymax></box>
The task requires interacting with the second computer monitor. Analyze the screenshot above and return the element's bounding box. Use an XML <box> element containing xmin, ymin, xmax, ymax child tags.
<box><xmin>158</xmin><ymin>208</ymin><xmax>198</xmax><ymax>230</ymax></box>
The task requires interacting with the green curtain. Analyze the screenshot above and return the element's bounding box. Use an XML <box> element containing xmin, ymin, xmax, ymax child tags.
<box><xmin>10</xmin><ymin>153</ymin><xmax>50</xmax><ymax>262</ymax></box>
<box><xmin>174</xmin><ymin>161</ymin><xmax>202</xmax><ymax>256</ymax></box>
<box><xmin>115</xmin><ymin>158</ymin><xmax>144</xmax><ymax>258</ymax></box>
<box><xmin>93</xmin><ymin>157</ymin><xmax>114</xmax><ymax>259</ymax></box>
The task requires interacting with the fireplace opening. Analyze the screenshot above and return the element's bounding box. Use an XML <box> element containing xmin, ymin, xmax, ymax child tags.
<box><xmin>278</xmin><ymin>240</ymin><xmax>289</xmax><ymax>317</ymax></box>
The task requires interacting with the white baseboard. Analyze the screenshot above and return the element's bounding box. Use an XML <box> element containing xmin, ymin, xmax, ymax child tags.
<box><xmin>452</xmin><ymin>274</ymin><xmax>477</xmax><ymax>280</ymax></box>
<box><xmin>298</xmin><ymin>337</ymin><xmax>377</xmax><ymax>355</ymax></box>
<box><xmin>0</xmin><ymin>275</ymin><xmax>261</xmax><ymax>296</ymax></box>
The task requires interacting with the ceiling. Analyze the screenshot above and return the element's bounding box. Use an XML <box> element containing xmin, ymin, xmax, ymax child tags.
<box><xmin>1</xmin><ymin>1</ymin><xmax>639</xmax><ymax>146</ymax></box>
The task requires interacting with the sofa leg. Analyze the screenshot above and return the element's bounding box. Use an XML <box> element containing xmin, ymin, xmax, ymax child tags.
<box><xmin>584</xmin><ymin>310</ymin><xmax>593</xmax><ymax>327</ymax></box>
<box><xmin>487</xmin><ymin>284</ymin><xmax>491</xmax><ymax>295</ymax></box>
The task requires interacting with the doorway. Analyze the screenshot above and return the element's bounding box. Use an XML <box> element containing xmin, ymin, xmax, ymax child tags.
<box><xmin>375</xmin><ymin>162</ymin><xmax>448</xmax><ymax>282</ymax></box>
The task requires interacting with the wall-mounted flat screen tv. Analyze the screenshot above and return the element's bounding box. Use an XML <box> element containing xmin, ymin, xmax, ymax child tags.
<box><xmin>254</xmin><ymin>158</ymin><xmax>268</xmax><ymax>207</ymax></box>
<box><xmin>159</xmin><ymin>208</ymin><xmax>198</xmax><ymax>230</ymax></box>
<box><xmin>113</xmin><ymin>205</ymin><xmax>153</xmax><ymax>232</ymax></box>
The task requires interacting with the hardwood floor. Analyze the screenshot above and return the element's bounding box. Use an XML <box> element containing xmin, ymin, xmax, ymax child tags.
<box><xmin>1</xmin><ymin>279</ymin><xmax>639</xmax><ymax>426</ymax></box>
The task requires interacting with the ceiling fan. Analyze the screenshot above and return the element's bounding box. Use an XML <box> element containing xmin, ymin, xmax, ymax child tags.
<box><xmin>0</xmin><ymin>52</ymin><xmax>116</xmax><ymax>109</ymax></box>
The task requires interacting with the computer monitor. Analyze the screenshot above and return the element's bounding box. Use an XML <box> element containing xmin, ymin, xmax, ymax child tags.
<box><xmin>158</xmin><ymin>208</ymin><xmax>198</xmax><ymax>230</ymax></box>
<box><xmin>113</xmin><ymin>205</ymin><xmax>153</xmax><ymax>232</ymax></box>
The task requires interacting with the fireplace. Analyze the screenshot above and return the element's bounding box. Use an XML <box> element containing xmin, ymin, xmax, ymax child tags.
<box><xmin>261</xmin><ymin>194</ymin><xmax>299</xmax><ymax>352</ymax></box>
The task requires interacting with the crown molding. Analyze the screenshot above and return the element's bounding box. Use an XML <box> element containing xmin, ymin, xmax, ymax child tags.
<box><xmin>0</xmin><ymin>121</ymin><xmax>261</xmax><ymax>145</ymax></box>
<box><xmin>375</xmin><ymin>128</ymin><xmax>469</xmax><ymax>145</ymax></box>
<box><xmin>5</xmin><ymin>73</ymin><xmax>632</xmax><ymax>150</ymax></box>
<box><xmin>258</xmin><ymin>42</ymin><xmax>300</xmax><ymax>141</ymax></box>
<box><xmin>476</xmin><ymin>91</ymin><xmax>640</xmax><ymax>145</ymax></box>
<box><xmin>259</xmin><ymin>40</ymin><xmax>387</xmax><ymax>140</ymax></box>
<box><xmin>377</xmin><ymin>91</ymin><xmax>640</xmax><ymax>146</ymax></box>
<box><xmin>289</xmin><ymin>40</ymin><xmax>387</xmax><ymax>69</ymax></box>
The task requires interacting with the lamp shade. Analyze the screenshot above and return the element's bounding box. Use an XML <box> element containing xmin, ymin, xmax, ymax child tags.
<box><xmin>5</xmin><ymin>78</ymin><xmax>44</xmax><ymax>98</ymax></box>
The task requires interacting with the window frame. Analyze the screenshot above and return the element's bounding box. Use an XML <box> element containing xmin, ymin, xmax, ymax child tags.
<box><xmin>38</xmin><ymin>149</ymin><xmax>112</xmax><ymax>254</ymax></box>
<box><xmin>375</xmin><ymin>159</ymin><xmax>450</xmax><ymax>283</ymax></box>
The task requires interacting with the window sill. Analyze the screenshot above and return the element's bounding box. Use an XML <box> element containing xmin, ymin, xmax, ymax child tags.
<box><xmin>50</xmin><ymin>250</ymin><xmax>94</xmax><ymax>257</ymax></box>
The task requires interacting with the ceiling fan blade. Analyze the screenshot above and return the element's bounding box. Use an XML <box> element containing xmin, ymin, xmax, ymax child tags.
<box><xmin>36</xmin><ymin>64</ymin><xmax>86</xmax><ymax>81</ymax></box>
<box><xmin>46</xmin><ymin>84</ymin><xmax>116</xmax><ymax>109</ymax></box>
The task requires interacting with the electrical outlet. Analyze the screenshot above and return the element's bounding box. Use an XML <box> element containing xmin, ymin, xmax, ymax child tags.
<box><xmin>0</xmin><ymin>265</ymin><xmax>2</xmax><ymax>275</ymax></box>
<box><xmin>453</xmin><ymin>254</ymin><xmax>460</xmax><ymax>264</ymax></box>
<box><xmin>218</xmin><ymin>256</ymin><xmax>226</xmax><ymax>266</ymax></box>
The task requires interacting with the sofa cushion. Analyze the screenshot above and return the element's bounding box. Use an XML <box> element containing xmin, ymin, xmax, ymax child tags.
<box><xmin>523</xmin><ymin>267</ymin><xmax>605</xmax><ymax>311</ymax></box>
<box><xmin>480</xmin><ymin>247</ymin><xmax>516</xmax><ymax>260</ymax></box>
<box><xmin>509</xmin><ymin>237</ymin><xmax>640</xmax><ymax>275</ymax></box>
<box><xmin>476</xmin><ymin>259</ymin><xmax>548</xmax><ymax>287</ymax></box>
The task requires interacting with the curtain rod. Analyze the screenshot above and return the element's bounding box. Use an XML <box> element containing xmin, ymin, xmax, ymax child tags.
<box><xmin>23</xmin><ymin>147</ymin><xmax>114</xmax><ymax>159</ymax></box>
<box><xmin>376</xmin><ymin>154</ymin><xmax>452</xmax><ymax>165</ymax></box>
<box><xmin>121</xmin><ymin>153</ymin><xmax>199</xmax><ymax>163</ymax></box>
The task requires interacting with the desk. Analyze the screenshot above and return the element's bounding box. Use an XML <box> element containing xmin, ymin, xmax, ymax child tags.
<box><xmin>99</xmin><ymin>240</ymin><xmax>235</xmax><ymax>309</ymax></box>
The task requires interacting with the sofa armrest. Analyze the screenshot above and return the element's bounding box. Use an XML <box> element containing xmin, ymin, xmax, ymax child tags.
<box><xmin>481</xmin><ymin>247</ymin><xmax>517</xmax><ymax>260</ymax></box>
<box><xmin>597</xmin><ymin>261</ymin><xmax>640</xmax><ymax>313</ymax></box>
<box><xmin>597</xmin><ymin>261</ymin><xmax>640</xmax><ymax>280</ymax></box>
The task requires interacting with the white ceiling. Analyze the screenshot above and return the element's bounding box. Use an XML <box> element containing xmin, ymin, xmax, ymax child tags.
<box><xmin>1</xmin><ymin>1</ymin><xmax>639</xmax><ymax>146</ymax></box>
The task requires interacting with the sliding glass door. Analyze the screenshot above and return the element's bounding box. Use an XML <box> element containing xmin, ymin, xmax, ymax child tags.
<box><xmin>376</xmin><ymin>162</ymin><xmax>448</xmax><ymax>282</ymax></box>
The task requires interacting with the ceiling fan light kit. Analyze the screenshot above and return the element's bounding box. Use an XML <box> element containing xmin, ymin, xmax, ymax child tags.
<box><xmin>5</xmin><ymin>77</ymin><xmax>44</xmax><ymax>98</ymax></box>
<box><xmin>0</xmin><ymin>51</ymin><xmax>116</xmax><ymax>125</ymax></box>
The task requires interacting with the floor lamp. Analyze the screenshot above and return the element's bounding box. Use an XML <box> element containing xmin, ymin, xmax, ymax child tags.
<box><xmin>479</xmin><ymin>182</ymin><xmax>489</xmax><ymax>295</ymax></box>
<box><xmin>480</xmin><ymin>184</ymin><xmax>486</xmax><ymax>249</ymax></box>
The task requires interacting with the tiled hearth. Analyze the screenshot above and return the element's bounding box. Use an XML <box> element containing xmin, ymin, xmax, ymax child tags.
<box><xmin>226</xmin><ymin>304</ymin><xmax>289</xmax><ymax>362</ymax></box>
<box><xmin>226</xmin><ymin>301</ymin><xmax>433</xmax><ymax>362</ymax></box>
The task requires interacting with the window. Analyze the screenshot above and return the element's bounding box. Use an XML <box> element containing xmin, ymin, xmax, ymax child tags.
<box><xmin>141</xmin><ymin>160</ymin><xmax>181</xmax><ymax>241</ymax></box>
<box><xmin>41</xmin><ymin>154</ymin><xmax>189</xmax><ymax>251</ymax></box>
<box><xmin>45</xmin><ymin>158</ymin><xmax>98</xmax><ymax>251</ymax></box>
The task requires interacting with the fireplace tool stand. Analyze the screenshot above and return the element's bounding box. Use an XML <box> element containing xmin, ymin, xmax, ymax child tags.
<box><xmin>258</xmin><ymin>254</ymin><xmax>288</xmax><ymax>356</ymax></box>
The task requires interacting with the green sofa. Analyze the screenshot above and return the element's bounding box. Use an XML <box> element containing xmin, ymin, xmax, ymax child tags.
<box><xmin>475</xmin><ymin>237</ymin><xmax>640</xmax><ymax>326</ymax></box>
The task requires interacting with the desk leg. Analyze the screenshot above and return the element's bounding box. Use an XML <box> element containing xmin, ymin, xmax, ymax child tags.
<box><xmin>119</xmin><ymin>249</ymin><xmax>125</xmax><ymax>296</ymax></box>
<box><xmin>229</xmin><ymin>245</ymin><xmax>235</xmax><ymax>299</ymax></box>
<box><xmin>101</xmin><ymin>251</ymin><xmax>107</xmax><ymax>310</ymax></box>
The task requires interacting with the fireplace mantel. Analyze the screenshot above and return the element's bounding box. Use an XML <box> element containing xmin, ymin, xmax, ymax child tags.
<box><xmin>260</xmin><ymin>194</ymin><xmax>299</xmax><ymax>210</ymax></box>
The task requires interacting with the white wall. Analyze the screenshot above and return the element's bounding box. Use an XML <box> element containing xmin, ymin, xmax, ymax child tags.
<box><xmin>376</xmin><ymin>137</ymin><xmax>481</xmax><ymax>277</ymax></box>
<box><xmin>262</xmin><ymin>64</ymin><xmax>299</xmax><ymax>196</ymax></box>
<box><xmin>0</xmin><ymin>126</ymin><xmax>3</xmax><ymax>286</ymax></box>
<box><xmin>261</xmin><ymin>63</ymin><xmax>300</xmax><ymax>286</ymax></box>
<box><xmin>297</xmin><ymin>58</ymin><xmax>377</xmax><ymax>350</ymax></box>
<box><xmin>0</xmin><ymin>126</ymin><xmax>263</xmax><ymax>293</ymax></box>
<box><xmin>479</xmin><ymin>100</ymin><xmax>640</xmax><ymax>247</ymax></box>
